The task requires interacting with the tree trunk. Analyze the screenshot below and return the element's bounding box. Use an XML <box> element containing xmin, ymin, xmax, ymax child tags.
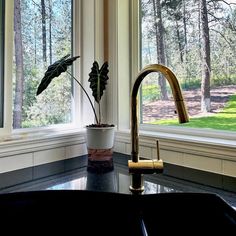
<box><xmin>175</xmin><ymin>19</ymin><xmax>183</xmax><ymax>63</ymax></box>
<box><xmin>200</xmin><ymin>0</ymin><xmax>211</xmax><ymax>112</ymax></box>
<box><xmin>41</xmin><ymin>0</ymin><xmax>47</xmax><ymax>64</ymax></box>
<box><xmin>13</xmin><ymin>0</ymin><xmax>24</xmax><ymax>128</ymax></box>
<box><xmin>183</xmin><ymin>0</ymin><xmax>187</xmax><ymax>60</ymax></box>
<box><xmin>182</xmin><ymin>0</ymin><xmax>190</xmax><ymax>86</ymax></box>
<box><xmin>34</xmin><ymin>13</ymin><xmax>37</xmax><ymax>65</ymax></box>
<box><xmin>152</xmin><ymin>0</ymin><xmax>168</xmax><ymax>100</ymax></box>
<box><xmin>49</xmin><ymin>0</ymin><xmax>52</xmax><ymax>64</ymax></box>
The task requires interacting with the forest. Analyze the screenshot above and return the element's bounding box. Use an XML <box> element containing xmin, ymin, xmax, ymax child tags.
<box><xmin>12</xmin><ymin>0</ymin><xmax>236</xmax><ymax>131</ymax></box>
<box><xmin>13</xmin><ymin>0</ymin><xmax>72</xmax><ymax>128</ymax></box>
<box><xmin>140</xmin><ymin>0</ymin><xmax>236</xmax><ymax>130</ymax></box>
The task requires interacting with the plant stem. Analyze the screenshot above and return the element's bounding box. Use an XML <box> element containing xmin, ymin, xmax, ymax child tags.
<box><xmin>66</xmin><ymin>71</ymin><xmax>99</xmax><ymax>124</ymax></box>
<box><xmin>99</xmin><ymin>102</ymin><xmax>101</xmax><ymax>124</ymax></box>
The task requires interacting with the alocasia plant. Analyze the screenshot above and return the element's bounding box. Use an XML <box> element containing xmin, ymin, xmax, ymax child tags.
<box><xmin>36</xmin><ymin>54</ymin><xmax>110</xmax><ymax>126</ymax></box>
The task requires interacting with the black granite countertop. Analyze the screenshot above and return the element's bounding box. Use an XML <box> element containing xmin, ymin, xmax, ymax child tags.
<box><xmin>0</xmin><ymin>152</ymin><xmax>236</xmax><ymax>234</ymax></box>
<box><xmin>1</xmin><ymin>152</ymin><xmax>236</xmax><ymax>203</ymax></box>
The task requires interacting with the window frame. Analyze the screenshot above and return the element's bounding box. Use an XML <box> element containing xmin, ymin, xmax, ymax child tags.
<box><xmin>0</xmin><ymin>0</ymin><xmax>106</xmax><ymax>140</ymax></box>
<box><xmin>0</xmin><ymin>0</ymin><xmax>13</xmax><ymax>137</ymax></box>
<box><xmin>1</xmin><ymin>0</ymin><xmax>81</xmax><ymax>137</ymax></box>
<box><xmin>131</xmin><ymin>0</ymin><xmax>236</xmax><ymax>142</ymax></box>
<box><xmin>0</xmin><ymin>0</ymin><xmax>4</xmax><ymax>128</ymax></box>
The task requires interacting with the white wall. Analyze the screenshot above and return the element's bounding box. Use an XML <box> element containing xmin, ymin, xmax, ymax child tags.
<box><xmin>114</xmin><ymin>130</ymin><xmax>236</xmax><ymax>178</ymax></box>
<box><xmin>0</xmin><ymin>130</ymin><xmax>235</xmax><ymax>179</ymax></box>
<box><xmin>0</xmin><ymin>131</ymin><xmax>87</xmax><ymax>173</ymax></box>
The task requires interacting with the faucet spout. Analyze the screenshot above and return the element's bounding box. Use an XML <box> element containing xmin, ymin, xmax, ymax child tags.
<box><xmin>129</xmin><ymin>64</ymin><xmax>189</xmax><ymax>194</ymax></box>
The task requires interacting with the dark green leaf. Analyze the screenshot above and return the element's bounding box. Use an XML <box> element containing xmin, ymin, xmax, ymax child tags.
<box><xmin>36</xmin><ymin>54</ymin><xmax>80</xmax><ymax>95</ymax></box>
<box><xmin>88</xmin><ymin>61</ymin><xmax>109</xmax><ymax>103</ymax></box>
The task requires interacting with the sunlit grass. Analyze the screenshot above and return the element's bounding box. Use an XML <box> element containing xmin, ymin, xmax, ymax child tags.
<box><xmin>150</xmin><ymin>95</ymin><xmax>236</xmax><ymax>131</ymax></box>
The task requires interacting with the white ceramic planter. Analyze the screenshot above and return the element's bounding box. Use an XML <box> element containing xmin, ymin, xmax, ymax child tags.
<box><xmin>86</xmin><ymin>126</ymin><xmax>115</xmax><ymax>149</ymax></box>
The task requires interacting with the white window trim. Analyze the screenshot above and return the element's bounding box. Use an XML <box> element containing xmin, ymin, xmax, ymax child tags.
<box><xmin>128</xmin><ymin>0</ymin><xmax>236</xmax><ymax>144</ymax></box>
<box><xmin>0</xmin><ymin>0</ymin><xmax>13</xmax><ymax>136</ymax></box>
<box><xmin>0</xmin><ymin>0</ymin><xmax>105</xmax><ymax>141</ymax></box>
<box><xmin>0</xmin><ymin>0</ymin><xmax>4</xmax><ymax>128</ymax></box>
<box><xmin>106</xmin><ymin>0</ymin><xmax>131</xmax><ymax>130</ymax></box>
<box><xmin>1</xmin><ymin>0</ymin><xmax>82</xmax><ymax>139</ymax></box>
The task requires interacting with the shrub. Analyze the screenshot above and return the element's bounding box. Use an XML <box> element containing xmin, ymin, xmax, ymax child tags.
<box><xmin>142</xmin><ymin>84</ymin><xmax>161</xmax><ymax>102</ymax></box>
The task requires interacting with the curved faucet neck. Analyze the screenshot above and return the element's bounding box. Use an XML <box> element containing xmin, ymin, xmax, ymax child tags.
<box><xmin>131</xmin><ymin>64</ymin><xmax>189</xmax><ymax>163</ymax></box>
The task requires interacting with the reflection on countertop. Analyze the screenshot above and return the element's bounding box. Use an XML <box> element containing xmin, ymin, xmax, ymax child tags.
<box><xmin>1</xmin><ymin>152</ymin><xmax>235</xmax><ymax>209</ymax></box>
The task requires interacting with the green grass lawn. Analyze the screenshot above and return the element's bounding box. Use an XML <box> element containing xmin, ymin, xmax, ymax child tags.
<box><xmin>150</xmin><ymin>94</ymin><xmax>236</xmax><ymax>131</ymax></box>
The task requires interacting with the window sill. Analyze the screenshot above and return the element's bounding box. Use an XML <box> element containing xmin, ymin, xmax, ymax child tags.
<box><xmin>140</xmin><ymin>124</ymin><xmax>236</xmax><ymax>144</ymax></box>
<box><xmin>0</xmin><ymin>127</ymin><xmax>86</xmax><ymax>157</ymax></box>
<box><xmin>115</xmin><ymin>128</ymin><xmax>236</xmax><ymax>161</ymax></box>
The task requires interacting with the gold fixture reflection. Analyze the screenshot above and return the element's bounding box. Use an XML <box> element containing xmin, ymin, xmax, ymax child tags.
<box><xmin>128</xmin><ymin>64</ymin><xmax>189</xmax><ymax>194</ymax></box>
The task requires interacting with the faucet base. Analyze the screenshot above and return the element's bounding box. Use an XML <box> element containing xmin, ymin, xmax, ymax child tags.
<box><xmin>129</xmin><ymin>173</ymin><xmax>144</xmax><ymax>194</ymax></box>
<box><xmin>129</xmin><ymin>185</ymin><xmax>144</xmax><ymax>194</ymax></box>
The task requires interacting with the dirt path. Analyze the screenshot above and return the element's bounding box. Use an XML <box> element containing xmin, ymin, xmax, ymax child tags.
<box><xmin>142</xmin><ymin>85</ymin><xmax>236</xmax><ymax>123</ymax></box>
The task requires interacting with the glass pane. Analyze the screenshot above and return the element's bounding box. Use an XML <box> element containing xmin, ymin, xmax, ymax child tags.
<box><xmin>0</xmin><ymin>0</ymin><xmax>4</xmax><ymax>128</ymax></box>
<box><xmin>140</xmin><ymin>0</ymin><xmax>236</xmax><ymax>131</ymax></box>
<box><xmin>13</xmin><ymin>0</ymin><xmax>73</xmax><ymax>128</ymax></box>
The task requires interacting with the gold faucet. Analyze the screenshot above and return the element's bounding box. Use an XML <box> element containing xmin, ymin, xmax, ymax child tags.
<box><xmin>128</xmin><ymin>64</ymin><xmax>189</xmax><ymax>194</ymax></box>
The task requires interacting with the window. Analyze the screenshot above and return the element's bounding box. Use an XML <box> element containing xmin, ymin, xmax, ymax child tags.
<box><xmin>0</xmin><ymin>0</ymin><xmax>4</xmax><ymax>128</ymax></box>
<box><xmin>140</xmin><ymin>0</ymin><xmax>236</xmax><ymax>132</ymax></box>
<box><xmin>12</xmin><ymin>0</ymin><xmax>73</xmax><ymax>129</ymax></box>
<box><xmin>1</xmin><ymin>0</ymin><xmax>103</xmax><ymax>138</ymax></box>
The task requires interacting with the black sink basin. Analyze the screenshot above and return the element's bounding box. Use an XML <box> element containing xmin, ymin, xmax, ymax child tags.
<box><xmin>0</xmin><ymin>190</ymin><xmax>235</xmax><ymax>235</ymax></box>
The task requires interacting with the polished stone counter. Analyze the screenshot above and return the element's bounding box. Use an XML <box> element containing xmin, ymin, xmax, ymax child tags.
<box><xmin>1</xmin><ymin>153</ymin><xmax>236</xmax><ymax>235</ymax></box>
<box><xmin>2</xmin><ymin>152</ymin><xmax>236</xmax><ymax>209</ymax></box>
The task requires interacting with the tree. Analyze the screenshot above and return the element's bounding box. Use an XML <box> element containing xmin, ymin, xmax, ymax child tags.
<box><xmin>164</xmin><ymin>0</ymin><xmax>184</xmax><ymax>63</ymax></box>
<box><xmin>20</xmin><ymin>0</ymin><xmax>73</xmax><ymax>128</ymax></box>
<box><xmin>13</xmin><ymin>0</ymin><xmax>24</xmax><ymax>128</ymax></box>
<box><xmin>152</xmin><ymin>0</ymin><xmax>168</xmax><ymax>100</ymax></box>
<box><xmin>48</xmin><ymin>0</ymin><xmax>53</xmax><ymax>64</ymax></box>
<box><xmin>200</xmin><ymin>0</ymin><xmax>211</xmax><ymax>112</ymax></box>
<box><xmin>41</xmin><ymin>0</ymin><xmax>47</xmax><ymax>64</ymax></box>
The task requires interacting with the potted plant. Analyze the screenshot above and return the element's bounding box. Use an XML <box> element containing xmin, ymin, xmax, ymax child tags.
<box><xmin>36</xmin><ymin>54</ymin><xmax>115</xmax><ymax>172</ymax></box>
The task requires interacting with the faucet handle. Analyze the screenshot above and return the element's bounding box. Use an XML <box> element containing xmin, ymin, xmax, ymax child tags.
<box><xmin>128</xmin><ymin>159</ymin><xmax>163</xmax><ymax>174</ymax></box>
<box><xmin>128</xmin><ymin>139</ymin><xmax>164</xmax><ymax>174</ymax></box>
